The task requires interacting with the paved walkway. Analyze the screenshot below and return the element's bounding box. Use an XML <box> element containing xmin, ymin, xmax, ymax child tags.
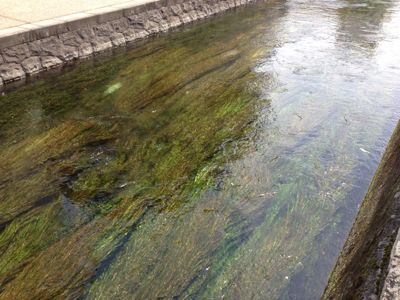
<box><xmin>0</xmin><ymin>0</ymin><xmax>155</xmax><ymax>30</ymax></box>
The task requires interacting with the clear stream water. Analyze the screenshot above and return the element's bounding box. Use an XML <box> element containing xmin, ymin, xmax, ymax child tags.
<box><xmin>0</xmin><ymin>0</ymin><xmax>400</xmax><ymax>298</ymax></box>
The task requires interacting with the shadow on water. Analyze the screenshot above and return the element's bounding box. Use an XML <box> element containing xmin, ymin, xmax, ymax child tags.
<box><xmin>1</xmin><ymin>0</ymin><xmax>400</xmax><ymax>299</ymax></box>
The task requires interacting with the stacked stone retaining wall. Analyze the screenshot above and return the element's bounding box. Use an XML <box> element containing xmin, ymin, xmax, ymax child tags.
<box><xmin>0</xmin><ymin>0</ymin><xmax>256</xmax><ymax>85</ymax></box>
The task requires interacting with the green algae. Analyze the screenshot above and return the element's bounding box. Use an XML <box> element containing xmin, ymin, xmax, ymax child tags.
<box><xmin>1</xmin><ymin>0</ymin><xmax>400</xmax><ymax>299</ymax></box>
<box><xmin>0</xmin><ymin>3</ymin><xmax>276</xmax><ymax>298</ymax></box>
<box><xmin>0</xmin><ymin>202</ymin><xmax>67</xmax><ymax>277</ymax></box>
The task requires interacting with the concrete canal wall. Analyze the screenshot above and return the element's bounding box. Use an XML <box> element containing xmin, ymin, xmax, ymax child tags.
<box><xmin>0</xmin><ymin>0</ymin><xmax>257</xmax><ymax>85</ymax></box>
<box><xmin>323</xmin><ymin>121</ymin><xmax>400</xmax><ymax>299</ymax></box>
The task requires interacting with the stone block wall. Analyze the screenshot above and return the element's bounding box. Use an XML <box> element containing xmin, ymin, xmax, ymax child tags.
<box><xmin>0</xmin><ymin>0</ymin><xmax>256</xmax><ymax>86</ymax></box>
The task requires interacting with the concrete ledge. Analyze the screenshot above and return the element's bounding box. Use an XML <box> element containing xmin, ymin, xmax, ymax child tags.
<box><xmin>0</xmin><ymin>0</ymin><xmax>257</xmax><ymax>85</ymax></box>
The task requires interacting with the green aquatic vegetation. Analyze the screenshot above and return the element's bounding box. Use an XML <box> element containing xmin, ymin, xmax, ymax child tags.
<box><xmin>190</xmin><ymin>103</ymin><xmax>383</xmax><ymax>298</ymax></box>
<box><xmin>0</xmin><ymin>3</ymin><xmax>274</xmax><ymax>298</ymax></box>
<box><xmin>0</xmin><ymin>202</ymin><xmax>66</xmax><ymax>277</ymax></box>
<box><xmin>1</xmin><ymin>0</ymin><xmax>399</xmax><ymax>298</ymax></box>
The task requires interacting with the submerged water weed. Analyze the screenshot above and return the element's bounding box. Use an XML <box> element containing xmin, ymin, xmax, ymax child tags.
<box><xmin>0</xmin><ymin>3</ymin><xmax>273</xmax><ymax>298</ymax></box>
<box><xmin>1</xmin><ymin>0</ymin><xmax>400</xmax><ymax>298</ymax></box>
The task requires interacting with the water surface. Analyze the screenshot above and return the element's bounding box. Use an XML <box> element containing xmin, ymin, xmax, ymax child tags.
<box><xmin>1</xmin><ymin>0</ymin><xmax>400</xmax><ymax>298</ymax></box>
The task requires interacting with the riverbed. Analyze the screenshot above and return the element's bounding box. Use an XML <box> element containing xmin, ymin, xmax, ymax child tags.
<box><xmin>1</xmin><ymin>0</ymin><xmax>400</xmax><ymax>298</ymax></box>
